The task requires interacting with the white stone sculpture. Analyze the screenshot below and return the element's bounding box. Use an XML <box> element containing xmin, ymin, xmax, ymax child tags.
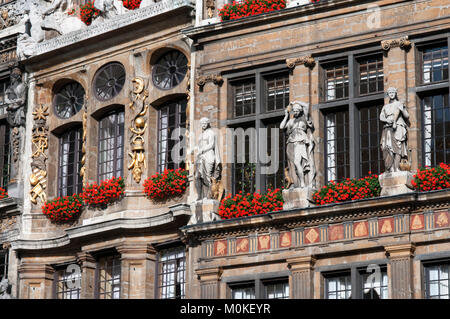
<box><xmin>0</xmin><ymin>278</ymin><xmax>13</xmax><ymax>299</ymax></box>
<box><xmin>41</xmin><ymin>0</ymin><xmax>87</xmax><ymax>35</ymax></box>
<box><xmin>92</xmin><ymin>0</ymin><xmax>130</xmax><ymax>23</ymax></box>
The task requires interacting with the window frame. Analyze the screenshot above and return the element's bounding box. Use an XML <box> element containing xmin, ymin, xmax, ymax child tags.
<box><xmin>53</xmin><ymin>263</ymin><xmax>82</xmax><ymax>300</ymax></box>
<box><xmin>422</xmin><ymin>258</ymin><xmax>450</xmax><ymax>299</ymax></box>
<box><xmin>155</xmin><ymin>244</ymin><xmax>186</xmax><ymax>299</ymax></box>
<box><xmin>226</xmin><ymin>64</ymin><xmax>289</xmax><ymax>195</ymax></box>
<box><xmin>94</xmin><ymin>252</ymin><xmax>122</xmax><ymax>300</ymax></box>
<box><xmin>317</xmin><ymin>48</ymin><xmax>385</xmax><ymax>182</ymax></box>
<box><xmin>414</xmin><ymin>35</ymin><xmax>450</xmax><ymax>167</ymax></box>
<box><xmin>0</xmin><ymin>119</ymin><xmax>10</xmax><ymax>188</ymax></box>
<box><xmin>0</xmin><ymin>249</ymin><xmax>8</xmax><ymax>281</ymax></box>
<box><xmin>97</xmin><ymin>108</ymin><xmax>125</xmax><ymax>182</ymax></box>
<box><xmin>57</xmin><ymin>126</ymin><xmax>83</xmax><ymax>197</ymax></box>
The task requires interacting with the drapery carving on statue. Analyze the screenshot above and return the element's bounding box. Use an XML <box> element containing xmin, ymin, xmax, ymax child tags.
<box><xmin>2</xmin><ymin>66</ymin><xmax>27</xmax><ymax>128</ymax></box>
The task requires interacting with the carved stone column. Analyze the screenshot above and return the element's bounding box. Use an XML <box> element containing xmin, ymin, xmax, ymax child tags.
<box><xmin>116</xmin><ymin>243</ymin><xmax>157</xmax><ymax>299</ymax></box>
<box><xmin>384</xmin><ymin>243</ymin><xmax>415</xmax><ymax>299</ymax></box>
<box><xmin>76</xmin><ymin>252</ymin><xmax>96</xmax><ymax>299</ymax></box>
<box><xmin>196</xmin><ymin>267</ymin><xmax>222</xmax><ymax>299</ymax></box>
<box><xmin>18</xmin><ymin>263</ymin><xmax>55</xmax><ymax>299</ymax></box>
<box><xmin>287</xmin><ymin>256</ymin><xmax>316</xmax><ymax>299</ymax></box>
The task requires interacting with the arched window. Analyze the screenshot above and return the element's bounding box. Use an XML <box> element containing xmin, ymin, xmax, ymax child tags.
<box><xmin>98</xmin><ymin>110</ymin><xmax>125</xmax><ymax>181</ymax></box>
<box><xmin>157</xmin><ymin>99</ymin><xmax>187</xmax><ymax>172</ymax></box>
<box><xmin>58</xmin><ymin>126</ymin><xmax>83</xmax><ymax>197</ymax></box>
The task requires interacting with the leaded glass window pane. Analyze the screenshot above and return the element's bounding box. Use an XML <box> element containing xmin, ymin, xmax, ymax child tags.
<box><xmin>326</xmin><ymin>274</ymin><xmax>352</xmax><ymax>299</ymax></box>
<box><xmin>98</xmin><ymin>110</ymin><xmax>124</xmax><ymax>181</ymax></box>
<box><xmin>97</xmin><ymin>255</ymin><xmax>121</xmax><ymax>299</ymax></box>
<box><xmin>233</xmin><ymin>80</ymin><xmax>256</xmax><ymax>117</ymax></box>
<box><xmin>265</xmin><ymin>74</ymin><xmax>289</xmax><ymax>112</ymax></box>
<box><xmin>423</xmin><ymin>45</ymin><xmax>449</xmax><ymax>84</ymax></box>
<box><xmin>325</xmin><ymin>63</ymin><xmax>349</xmax><ymax>101</ymax></box>
<box><xmin>159</xmin><ymin>247</ymin><xmax>185</xmax><ymax>299</ymax></box>
<box><xmin>359</xmin><ymin>104</ymin><xmax>384</xmax><ymax>176</ymax></box>
<box><xmin>325</xmin><ymin>110</ymin><xmax>350</xmax><ymax>182</ymax></box>
<box><xmin>426</xmin><ymin>263</ymin><xmax>450</xmax><ymax>299</ymax></box>
<box><xmin>359</xmin><ymin>56</ymin><xmax>384</xmax><ymax>95</ymax></box>
<box><xmin>58</xmin><ymin>127</ymin><xmax>83</xmax><ymax>197</ymax></box>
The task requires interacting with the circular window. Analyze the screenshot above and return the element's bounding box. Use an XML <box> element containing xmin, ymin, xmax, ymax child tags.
<box><xmin>152</xmin><ymin>50</ymin><xmax>188</xmax><ymax>90</ymax></box>
<box><xmin>93</xmin><ymin>62</ymin><xmax>126</xmax><ymax>101</ymax></box>
<box><xmin>53</xmin><ymin>82</ymin><xmax>85</xmax><ymax>119</ymax></box>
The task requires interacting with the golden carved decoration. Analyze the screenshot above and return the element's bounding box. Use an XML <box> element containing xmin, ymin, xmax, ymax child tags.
<box><xmin>32</xmin><ymin>104</ymin><xmax>49</xmax><ymax>121</ymax></box>
<box><xmin>80</xmin><ymin>97</ymin><xmax>88</xmax><ymax>187</ymax></box>
<box><xmin>196</xmin><ymin>74</ymin><xmax>223</xmax><ymax>88</ymax></box>
<box><xmin>381</xmin><ymin>36</ymin><xmax>411</xmax><ymax>52</ymax></box>
<box><xmin>215</xmin><ymin>241</ymin><xmax>226</xmax><ymax>255</ymax></box>
<box><xmin>30</xmin><ymin>104</ymin><xmax>49</xmax><ymax>205</ymax></box>
<box><xmin>411</xmin><ymin>215</ymin><xmax>423</xmax><ymax>230</ymax></box>
<box><xmin>258</xmin><ymin>235</ymin><xmax>270</xmax><ymax>250</ymax></box>
<box><xmin>354</xmin><ymin>222</ymin><xmax>368</xmax><ymax>237</ymax></box>
<box><xmin>380</xmin><ymin>219</ymin><xmax>393</xmax><ymax>234</ymax></box>
<box><xmin>236</xmin><ymin>238</ymin><xmax>249</xmax><ymax>252</ymax></box>
<box><xmin>436</xmin><ymin>212</ymin><xmax>449</xmax><ymax>227</ymax></box>
<box><xmin>306</xmin><ymin>228</ymin><xmax>319</xmax><ymax>243</ymax></box>
<box><xmin>286</xmin><ymin>55</ymin><xmax>316</xmax><ymax>69</ymax></box>
<box><xmin>280</xmin><ymin>232</ymin><xmax>291</xmax><ymax>247</ymax></box>
<box><xmin>31</xmin><ymin>127</ymin><xmax>49</xmax><ymax>159</ymax></box>
<box><xmin>29</xmin><ymin>168</ymin><xmax>47</xmax><ymax>204</ymax></box>
<box><xmin>206</xmin><ymin>0</ymin><xmax>215</xmax><ymax>18</ymax></box>
<box><xmin>128</xmin><ymin>77</ymin><xmax>149</xmax><ymax>184</ymax></box>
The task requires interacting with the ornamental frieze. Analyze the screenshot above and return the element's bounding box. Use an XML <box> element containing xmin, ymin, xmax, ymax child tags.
<box><xmin>198</xmin><ymin>210</ymin><xmax>449</xmax><ymax>259</ymax></box>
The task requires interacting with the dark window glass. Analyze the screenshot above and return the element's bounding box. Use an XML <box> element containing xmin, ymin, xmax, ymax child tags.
<box><xmin>58</xmin><ymin>127</ymin><xmax>83</xmax><ymax>197</ymax></box>
<box><xmin>425</xmin><ymin>262</ymin><xmax>450</xmax><ymax>299</ymax></box>
<box><xmin>55</xmin><ymin>267</ymin><xmax>81</xmax><ymax>299</ymax></box>
<box><xmin>325</xmin><ymin>273</ymin><xmax>352</xmax><ymax>299</ymax></box>
<box><xmin>423</xmin><ymin>92</ymin><xmax>450</xmax><ymax>167</ymax></box>
<box><xmin>97</xmin><ymin>255</ymin><xmax>121</xmax><ymax>299</ymax></box>
<box><xmin>422</xmin><ymin>45</ymin><xmax>449</xmax><ymax>84</ymax></box>
<box><xmin>233</xmin><ymin>125</ymin><xmax>256</xmax><ymax>194</ymax></box>
<box><xmin>265</xmin><ymin>74</ymin><xmax>289</xmax><ymax>112</ymax></box>
<box><xmin>264</xmin><ymin>122</ymin><xmax>287</xmax><ymax>190</ymax></box>
<box><xmin>359</xmin><ymin>56</ymin><xmax>384</xmax><ymax>95</ymax></box>
<box><xmin>264</xmin><ymin>280</ymin><xmax>289</xmax><ymax>299</ymax></box>
<box><xmin>157</xmin><ymin>99</ymin><xmax>187</xmax><ymax>173</ymax></box>
<box><xmin>233</xmin><ymin>79</ymin><xmax>256</xmax><ymax>117</ymax></box>
<box><xmin>0</xmin><ymin>122</ymin><xmax>10</xmax><ymax>188</ymax></box>
<box><xmin>98</xmin><ymin>110</ymin><xmax>124</xmax><ymax>181</ymax></box>
<box><xmin>54</xmin><ymin>82</ymin><xmax>85</xmax><ymax>119</ymax></box>
<box><xmin>359</xmin><ymin>104</ymin><xmax>384</xmax><ymax>176</ymax></box>
<box><xmin>93</xmin><ymin>63</ymin><xmax>126</xmax><ymax>101</ymax></box>
<box><xmin>159</xmin><ymin>247</ymin><xmax>186</xmax><ymax>299</ymax></box>
<box><xmin>325</xmin><ymin>62</ymin><xmax>349</xmax><ymax>101</ymax></box>
<box><xmin>231</xmin><ymin>284</ymin><xmax>255</xmax><ymax>299</ymax></box>
<box><xmin>325</xmin><ymin>110</ymin><xmax>350</xmax><ymax>182</ymax></box>
<box><xmin>0</xmin><ymin>78</ymin><xmax>10</xmax><ymax>115</ymax></box>
<box><xmin>152</xmin><ymin>50</ymin><xmax>188</xmax><ymax>90</ymax></box>
<box><xmin>0</xmin><ymin>250</ymin><xmax>7</xmax><ymax>280</ymax></box>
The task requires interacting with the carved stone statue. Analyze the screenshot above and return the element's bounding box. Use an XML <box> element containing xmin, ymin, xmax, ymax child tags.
<box><xmin>92</xmin><ymin>0</ymin><xmax>129</xmax><ymax>23</ymax></box>
<box><xmin>380</xmin><ymin>87</ymin><xmax>410</xmax><ymax>173</ymax></box>
<box><xmin>194</xmin><ymin>117</ymin><xmax>222</xmax><ymax>201</ymax></box>
<box><xmin>0</xmin><ymin>278</ymin><xmax>13</xmax><ymax>299</ymax></box>
<box><xmin>280</xmin><ymin>101</ymin><xmax>316</xmax><ymax>189</ymax></box>
<box><xmin>4</xmin><ymin>66</ymin><xmax>27</xmax><ymax>128</ymax></box>
<box><xmin>41</xmin><ymin>0</ymin><xmax>86</xmax><ymax>35</ymax></box>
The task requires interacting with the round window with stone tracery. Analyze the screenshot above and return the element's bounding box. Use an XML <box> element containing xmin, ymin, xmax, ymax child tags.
<box><xmin>53</xmin><ymin>81</ymin><xmax>85</xmax><ymax>119</ymax></box>
<box><xmin>152</xmin><ymin>50</ymin><xmax>188</xmax><ymax>90</ymax></box>
<box><xmin>93</xmin><ymin>62</ymin><xmax>126</xmax><ymax>101</ymax></box>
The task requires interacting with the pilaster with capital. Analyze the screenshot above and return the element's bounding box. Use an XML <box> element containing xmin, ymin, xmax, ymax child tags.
<box><xmin>76</xmin><ymin>252</ymin><xmax>96</xmax><ymax>299</ymax></box>
<box><xmin>196</xmin><ymin>267</ymin><xmax>223</xmax><ymax>299</ymax></box>
<box><xmin>384</xmin><ymin>243</ymin><xmax>415</xmax><ymax>299</ymax></box>
<box><xmin>287</xmin><ymin>256</ymin><xmax>316</xmax><ymax>299</ymax></box>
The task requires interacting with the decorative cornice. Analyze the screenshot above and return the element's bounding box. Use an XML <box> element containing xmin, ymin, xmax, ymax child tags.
<box><xmin>196</xmin><ymin>74</ymin><xmax>223</xmax><ymax>88</ymax></box>
<box><xmin>196</xmin><ymin>266</ymin><xmax>223</xmax><ymax>281</ymax></box>
<box><xmin>286</xmin><ymin>55</ymin><xmax>316</xmax><ymax>69</ymax></box>
<box><xmin>381</xmin><ymin>36</ymin><xmax>411</xmax><ymax>52</ymax></box>
<box><xmin>384</xmin><ymin>243</ymin><xmax>416</xmax><ymax>259</ymax></box>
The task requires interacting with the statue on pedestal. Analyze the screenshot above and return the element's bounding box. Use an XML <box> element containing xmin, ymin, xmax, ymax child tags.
<box><xmin>280</xmin><ymin>101</ymin><xmax>316</xmax><ymax>189</ymax></box>
<box><xmin>380</xmin><ymin>87</ymin><xmax>410</xmax><ymax>173</ymax></box>
<box><xmin>4</xmin><ymin>66</ymin><xmax>27</xmax><ymax>128</ymax></box>
<box><xmin>194</xmin><ymin>117</ymin><xmax>223</xmax><ymax>201</ymax></box>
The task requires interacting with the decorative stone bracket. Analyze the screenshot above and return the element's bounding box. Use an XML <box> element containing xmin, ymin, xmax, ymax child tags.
<box><xmin>196</xmin><ymin>74</ymin><xmax>223</xmax><ymax>89</ymax></box>
<box><xmin>286</xmin><ymin>55</ymin><xmax>316</xmax><ymax>69</ymax></box>
<box><xmin>381</xmin><ymin>36</ymin><xmax>411</xmax><ymax>53</ymax></box>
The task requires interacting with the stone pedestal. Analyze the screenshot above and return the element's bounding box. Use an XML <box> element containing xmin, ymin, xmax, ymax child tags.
<box><xmin>189</xmin><ymin>199</ymin><xmax>221</xmax><ymax>224</ymax></box>
<box><xmin>282</xmin><ymin>187</ymin><xmax>316</xmax><ymax>210</ymax></box>
<box><xmin>379</xmin><ymin>171</ymin><xmax>414</xmax><ymax>196</ymax></box>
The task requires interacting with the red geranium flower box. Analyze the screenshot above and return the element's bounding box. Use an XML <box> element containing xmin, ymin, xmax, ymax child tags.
<box><xmin>313</xmin><ymin>174</ymin><xmax>381</xmax><ymax>206</ymax></box>
<box><xmin>42</xmin><ymin>194</ymin><xmax>83</xmax><ymax>222</ymax></box>
<box><xmin>219</xmin><ymin>188</ymin><xmax>284</xmax><ymax>220</ymax></box>
<box><xmin>219</xmin><ymin>0</ymin><xmax>286</xmax><ymax>21</ymax></box>
<box><xmin>143</xmin><ymin>168</ymin><xmax>188</xmax><ymax>201</ymax></box>
<box><xmin>81</xmin><ymin>176</ymin><xmax>125</xmax><ymax>207</ymax></box>
<box><xmin>0</xmin><ymin>187</ymin><xmax>8</xmax><ymax>200</ymax></box>
<box><xmin>412</xmin><ymin>163</ymin><xmax>450</xmax><ymax>192</ymax></box>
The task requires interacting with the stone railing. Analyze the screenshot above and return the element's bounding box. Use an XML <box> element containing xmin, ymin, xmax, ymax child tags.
<box><xmin>32</xmin><ymin>0</ymin><xmax>195</xmax><ymax>58</ymax></box>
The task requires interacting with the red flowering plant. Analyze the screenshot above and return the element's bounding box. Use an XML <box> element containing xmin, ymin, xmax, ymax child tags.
<box><xmin>219</xmin><ymin>188</ymin><xmax>283</xmax><ymax>220</ymax></box>
<box><xmin>0</xmin><ymin>187</ymin><xmax>8</xmax><ymax>200</ymax></box>
<box><xmin>81</xmin><ymin>177</ymin><xmax>125</xmax><ymax>208</ymax></box>
<box><xmin>219</xmin><ymin>0</ymin><xmax>286</xmax><ymax>21</ymax></box>
<box><xmin>42</xmin><ymin>194</ymin><xmax>84</xmax><ymax>223</ymax></box>
<box><xmin>122</xmin><ymin>0</ymin><xmax>142</xmax><ymax>10</ymax></box>
<box><xmin>70</xmin><ymin>1</ymin><xmax>100</xmax><ymax>25</ymax></box>
<box><xmin>313</xmin><ymin>173</ymin><xmax>381</xmax><ymax>206</ymax></box>
<box><xmin>412</xmin><ymin>163</ymin><xmax>450</xmax><ymax>192</ymax></box>
<box><xmin>143</xmin><ymin>168</ymin><xmax>188</xmax><ymax>201</ymax></box>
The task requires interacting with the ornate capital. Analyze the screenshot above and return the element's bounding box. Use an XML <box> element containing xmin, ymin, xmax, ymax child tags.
<box><xmin>196</xmin><ymin>267</ymin><xmax>223</xmax><ymax>282</ymax></box>
<box><xmin>384</xmin><ymin>243</ymin><xmax>416</xmax><ymax>259</ymax></box>
<box><xmin>381</xmin><ymin>36</ymin><xmax>411</xmax><ymax>52</ymax></box>
<box><xmin>286</xmin><ymin>55</ymin><xmax>316</xmax><ymax>69</ymax></box>
<box><xmin>287</xmin><ymin>256</ymin><xmax>316</xmax><ymax>271</ymax></box>
<box><xmin>196</xmin><ymin>74</ymin><xmax>223</xmax><ymax>88</ymax></box>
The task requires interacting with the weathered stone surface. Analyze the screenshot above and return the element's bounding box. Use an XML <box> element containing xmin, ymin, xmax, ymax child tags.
<box><xmin>189</xmin><ymin>199</ymin><xmax>221</xmax><ymax>224</ymax></box>
<box><xmin>379</xmin><ymin>171</ymin><xmax>414</xmax><ymax>196</ymax></box>
<box><xmin>282</xmin><ymin>187</ymin><xmax>316</xmax><ymax>210</ymax></box>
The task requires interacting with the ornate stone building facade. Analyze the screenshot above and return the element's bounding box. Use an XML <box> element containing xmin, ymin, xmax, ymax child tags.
<box><xmin>0</xmin><ymin>0</ymin><xmax>449</xmax><ymax>299</ymax></box>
